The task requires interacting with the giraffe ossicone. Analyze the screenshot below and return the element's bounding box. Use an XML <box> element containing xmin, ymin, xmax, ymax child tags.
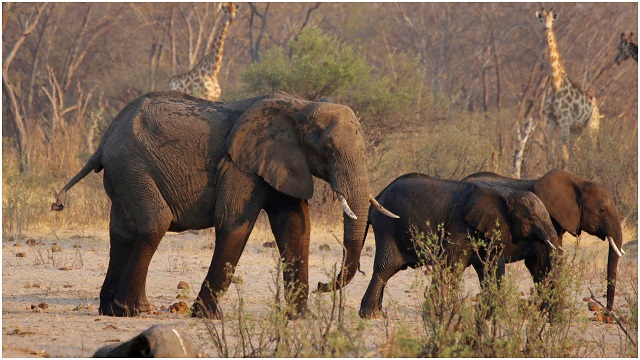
<box><xmin>169</xmin><ymin>2</ymin><xmax>237</xmax><ymax>101</ymax></box>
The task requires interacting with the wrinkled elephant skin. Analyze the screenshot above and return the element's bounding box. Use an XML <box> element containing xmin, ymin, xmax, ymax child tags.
<box><xmin>463</xmin><ymin>169</ymin><xmax>624</xmax><ymax>311</ymax></box>
<box><xmin>359</xmin><ymin>173</ymin><xmax>559</xmax><ymax>319</ymax></box>
<box><xmin>52</xmin><ymin>91</ymin><xmax>391</xmax><ymax>319</ymax></box>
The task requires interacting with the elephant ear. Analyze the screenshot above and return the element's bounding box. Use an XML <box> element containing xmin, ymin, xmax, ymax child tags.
<box><xmin>227</xmin><ymin>99</ymin><xmax>314</xmax><ymax>199</ymax></box>
<box><xmin>533</xmin><ymin>169</ymin><xmax>580</xmax><ymax>235</ymax></box>
<box><xmin>463</xmin><ymin>185</ymin><xmax>513</xmax><ymax>244</ymax></box>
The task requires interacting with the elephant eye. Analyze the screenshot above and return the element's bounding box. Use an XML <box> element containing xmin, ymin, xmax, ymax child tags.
<box><xmin>324</xmin><ymin>143</ymin><xmax>335</xmax><ymax>154</ymax></box>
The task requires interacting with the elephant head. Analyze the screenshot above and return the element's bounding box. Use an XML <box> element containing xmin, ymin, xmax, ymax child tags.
<box><xmin>463</xmin><ymin>184</ymin><xmax>560</xmax><ymax>251</ymax></box>
<box><xmin>227</xmin><ymin>97</ymin><xmax>395</xmax><ymax>292</ymax></box>
<box><xmin>532</xmin><ymin>169</ymin><xmax>624</xmax><ymax>310</ymax></box>
<box><xmin>93</xmin><ymin>325</ymin><xmax>204</xmax><ymax>357</ymax></box>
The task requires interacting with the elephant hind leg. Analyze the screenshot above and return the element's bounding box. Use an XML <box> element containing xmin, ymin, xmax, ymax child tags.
<box><xmin>102</xmin><ymin>172</ymin><xmax>174</xmax><ymax>317</ymax></box>
<box><xmin>100</xmin><ymin>200</ymin><xmax>135</xmax><ymax>315</ymax></box>
<box><xmin>265</xmin><ymin>197</ymin><xmax>311</xmax><ymax>319</ymax></box>
<box><xmin>109</xmin><ymin>208</ymin><xmax>172</xmax><ymax>316</ymax></box>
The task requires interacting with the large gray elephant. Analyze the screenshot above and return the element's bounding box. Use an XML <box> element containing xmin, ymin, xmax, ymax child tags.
<box><xmin>463</xmin><ymin>169</ymin><xmax>624</xmax><ymax>311</ymax></box>
<box><xmin>359</xmin><ymin>173</ymin><xmax>560</xmax><ymax>319</ymax></box>
<box><xmin>51</xmin><ymin>90</ymin><xmax>397</xmax><ymax>319</ymax></box>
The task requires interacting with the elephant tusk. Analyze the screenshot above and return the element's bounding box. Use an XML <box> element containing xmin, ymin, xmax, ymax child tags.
<box><xmin>608</xmin><ymin>236</ymin><xmax>623</xmax><ymax>257</ymax></box>
<box><xmin>338</xmin><ymin>194</ymin><xmax>357</xmax><ymax>220</ymax></box>
<box><xmin>545</xmin><ymin>239</ymin><xmax>557</xmax><ymax>251</ymax></box>
<box><xmin>369</xmin><ymin>195</ymin><xmax>399</xmax><ymax>219</ymax></box>
<box><xmin>171</xmin><ymin>329</ymin><xmax>188</xmax><ymax>357</ymax></box>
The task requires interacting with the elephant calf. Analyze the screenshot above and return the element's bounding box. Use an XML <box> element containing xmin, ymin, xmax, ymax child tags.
<box><xmin>463</xmin><ymin>169</ymin><xmax>624</xmax><ymax>311</ymax></box>
<box><xmin>359</xmin><ymin>173</ymin><xmax>560</xmax><ymax>319</ymax></box>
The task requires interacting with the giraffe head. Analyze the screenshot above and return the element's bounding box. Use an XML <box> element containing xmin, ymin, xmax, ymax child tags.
<box><xmin>615</xmin><ymin>32</ymin><xmax>638</xmax><ymax>65</ymax></box>
<box><xmin>220</xmin><ymin>2</ymin><xmax>237</xmax><ymax>24</ymax></box>
<box><xmin>536</xmin><ymin>8</ymin><xmax>558</xmax><ymax>31</ymax></box>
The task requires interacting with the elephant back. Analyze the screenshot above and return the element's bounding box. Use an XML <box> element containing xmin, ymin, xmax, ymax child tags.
<box><xmin>372</xmin><ymin>173</ymin><xmax>465</xmax><ymax>239</ymax></box>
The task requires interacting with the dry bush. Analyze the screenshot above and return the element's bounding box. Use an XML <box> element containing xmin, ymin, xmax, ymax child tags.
<box><xmin>2</xmin><ymin>119</ymin><xmax>110</xmax><ymax>238</ymax></box>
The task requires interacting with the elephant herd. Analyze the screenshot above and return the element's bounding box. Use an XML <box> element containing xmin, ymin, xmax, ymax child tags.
<box><xmin>52</xmin><ymin>91</ymin><xmax>624</xmax><ymax>323</ymax></box>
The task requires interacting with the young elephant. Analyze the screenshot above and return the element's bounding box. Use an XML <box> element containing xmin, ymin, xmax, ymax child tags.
<box><xmin>463</xmin><ymin>169</ymin><xmax>624</xmax><ymax>311</ymax></box>
<box><xmin>359</xmin><ymin>173</ymin><xmax>559</xmax><ymax>319</ymax></box>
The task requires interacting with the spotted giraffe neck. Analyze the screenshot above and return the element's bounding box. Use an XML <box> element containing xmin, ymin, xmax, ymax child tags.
<box><xmin>545</xmin><ymin>26</ymin><xmax>567</xmax><ymax>91</ymax></box>
<box><xmin>168</xmin><ymin>3</ymin><xmax>235</xmax><ymax>100</ymax></box>
<box><xmin>200</xmin><ymin>6</ymin><xmax>234</xmax><ymax>80</ymax></box>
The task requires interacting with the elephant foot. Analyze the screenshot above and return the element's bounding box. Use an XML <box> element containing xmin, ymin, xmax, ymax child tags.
<box><xmin>99</xmin><ymin>299</ymin><xmax>155</xmax><ymax>317</ymax></box>
<box><xmin>285</xmin><ymin>306</ymin><xmax>307</xmax><ymax>321</ymax></box>
<box><xmin>190</xmin><ymin>301</ymin><xmax>222</xmax><ymax>320</ymax></box>
<box><xmin>359</xmin><ymin>307</ymin><xmax>386</xmax><ymax>319</ymax></box>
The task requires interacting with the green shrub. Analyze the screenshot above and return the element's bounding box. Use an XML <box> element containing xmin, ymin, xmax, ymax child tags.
<box><xmin>241</xmin><ymin>27</ymin><xmax>369</xmax><ymax>101</ymax></box>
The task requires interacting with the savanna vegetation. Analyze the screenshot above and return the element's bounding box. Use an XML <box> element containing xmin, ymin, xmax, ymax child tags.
<box><xmin>2</xmin><ymin>2</ymin><xmax>637</xmax><ymax>357</ymax></box>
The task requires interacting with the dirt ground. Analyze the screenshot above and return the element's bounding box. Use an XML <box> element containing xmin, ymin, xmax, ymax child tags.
<box><xmin>2</xmin><ymin>219</ymin><xmax>637</xmax><ymax>357</ymax></box>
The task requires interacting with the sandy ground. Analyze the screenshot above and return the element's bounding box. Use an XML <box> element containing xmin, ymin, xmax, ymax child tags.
<box><xmin>2</xmin><ymin>218</ymin><xmax>637</xmax><ymax>357</ymax></box>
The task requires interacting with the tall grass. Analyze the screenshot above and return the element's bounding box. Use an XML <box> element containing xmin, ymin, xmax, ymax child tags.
<box><xmin>192</xmin><ymin>226</ymin><xmax>638</xmax><ymax>357</ymax></box>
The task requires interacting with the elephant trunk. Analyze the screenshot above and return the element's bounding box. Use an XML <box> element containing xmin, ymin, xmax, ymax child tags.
<box><xmin>317</xmin><ymin>163</ymin><xmax>370</xmax><ymax>292</ymax></box>
<box><xmin>605</xmin><ymin>225</ymin><xmax>623</xmax><ymax>311</ymax></box>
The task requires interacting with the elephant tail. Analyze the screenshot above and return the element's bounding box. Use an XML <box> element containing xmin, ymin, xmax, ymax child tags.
<box><xmin>51</xmin><ymin>153</ymin><xmax>103</xmax><ymax>212</ymax></box>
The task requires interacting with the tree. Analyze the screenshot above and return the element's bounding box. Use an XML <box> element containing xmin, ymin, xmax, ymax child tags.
<box><xmin>241</xmin><ymin>27</ymin><xmax>369</xmax><ymax>101</ymax></box>
<box><xmin>3</xmin><ymin>2</ymin><xmax>48</xmax><ymax>172</ymax></box>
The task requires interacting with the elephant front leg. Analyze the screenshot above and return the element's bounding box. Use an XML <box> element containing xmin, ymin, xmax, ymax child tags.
<box><xmin>524</xmin><ymin>244</ymin><xmax>557</xmax><ymax>315</ymax></box>
<box><xmin>266</xmin><ymin>198</ymin><xmax>311</xmax><ymax>319</ymax></box>
<box><xmin>193</xmin><ymin>216</ymin><xmax>260</xmax><ymax>319</ymax></box>
<box><xmin>359</xmin><ymin>273</ymin><xmax>387</xmax><ymax>319</ymax></box>
<box><xmin>359</xmin><ymin>237</ymin><xmax>405</xmax><ymax>319</ymax></box>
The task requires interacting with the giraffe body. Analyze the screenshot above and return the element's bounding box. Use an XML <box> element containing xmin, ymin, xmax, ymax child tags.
<box><xmin>544</xmin><ymin>74</ymin><xmax>600</xmax><ymax>142</ymax></box>
<box><xmin>615</xmin><ymin>32</ymin><xmax>638</xmax><ymax>65</ymax></box>
<box><xmin>169</xmin><ymin>3</ymin><xmax>236</xmax><ymax>101</ymax></box>
<box><xmin>536</xmin><ymin>8</ymin><xmax>601</xmax><ymax>167</ymax></box>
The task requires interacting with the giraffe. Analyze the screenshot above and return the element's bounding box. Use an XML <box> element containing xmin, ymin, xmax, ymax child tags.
<box><xmin>169</xmin><ymin>3</ymin><xmax>236</xmax><ymax>101</ymax></box>
<box><xmin>615</xmin><ymin>32</ymin><xmax>638</xmax><ymax>65</ymax></box>
<box><xmin>536</xmin><ymin>8</ymin><xmax>602</xmax><ymax>168</ymax></box>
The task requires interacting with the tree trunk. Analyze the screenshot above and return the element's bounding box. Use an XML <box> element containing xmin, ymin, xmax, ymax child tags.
<box><xmin>492</xmin><ymin>35</ymin><xmax>501</xmax><ymax>111</ymax></box>
<box><xmin>3</xmin><ymin>82</ymin><xmax>31</xmax><ymax>172</ymax></box>
<box><xmin>513</xmin><ymin>118</ymin><xmax>536</xmax><ymax>179</ymax></box>
<box><xmin>2</xmin><ymin>3</ymin><xmax>48</xmax><ymax>173</ymax></box>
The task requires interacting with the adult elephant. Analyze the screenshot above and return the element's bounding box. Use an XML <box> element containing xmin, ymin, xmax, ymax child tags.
<box><xmin>51</xmin><ymin>91</ymin><xmax>397</xmax><ymax>319</ymax></box>
<box><xmin>463</xmin><ymin>169</ymin><xmax>624</xmax><ymax>311</ymax></box>
<box><xmin>359</xmin><ymin>173</ymin><xmax>560</xmax><ymax>319</ymax></box>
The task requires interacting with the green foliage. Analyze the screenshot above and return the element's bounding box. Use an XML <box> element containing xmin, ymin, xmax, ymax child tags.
<box><xmin>406</xmin><ymin>225</ymin><xmax>599</xmax><ymax>357</ymax></box>
<box><xmin>241</xmin><ymin>27</ymin><xmax>369</xmax><ymax>101</ymax></box>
